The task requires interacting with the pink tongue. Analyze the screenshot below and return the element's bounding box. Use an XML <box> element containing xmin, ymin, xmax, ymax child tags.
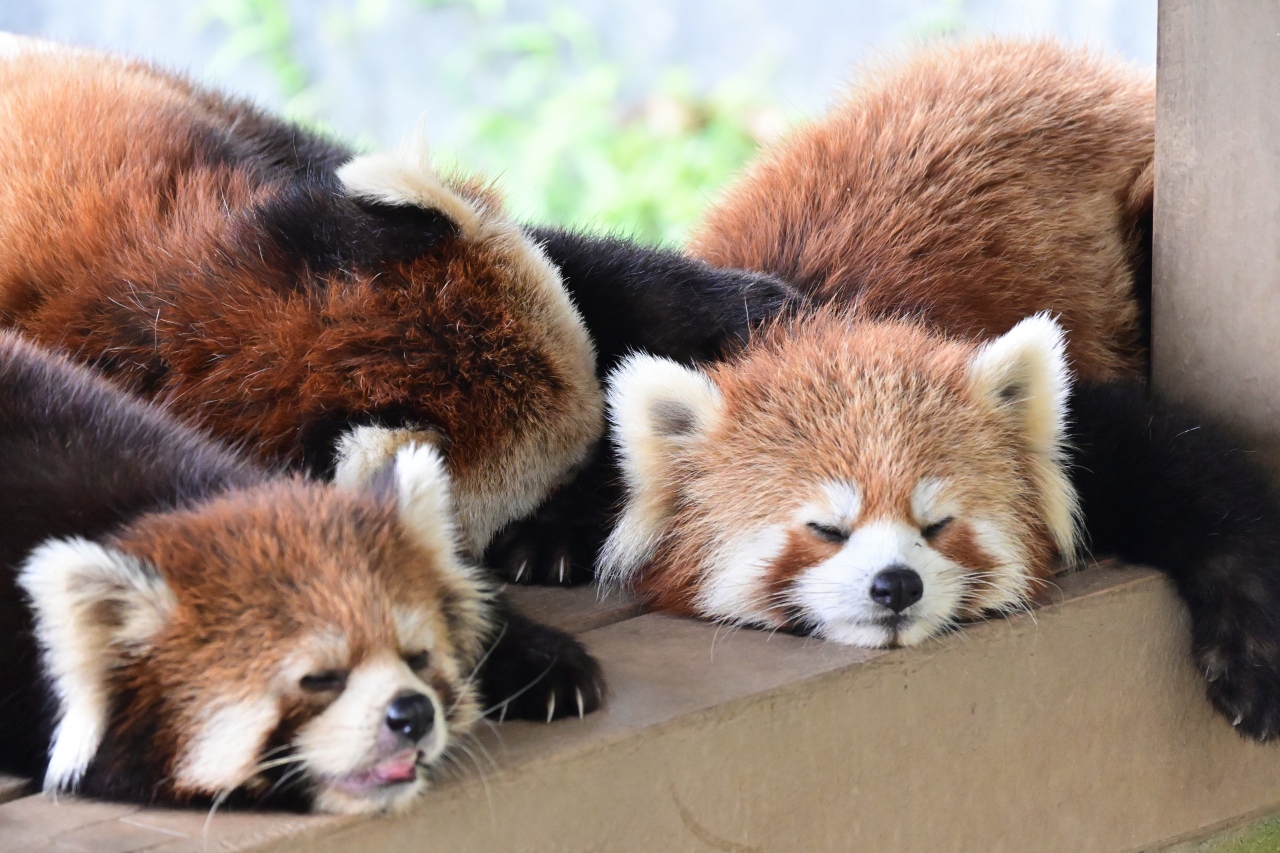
<box><xmin>373</xmin><ymin>753</ymin><xmax>419</xmax><ymax>784</ymax></box>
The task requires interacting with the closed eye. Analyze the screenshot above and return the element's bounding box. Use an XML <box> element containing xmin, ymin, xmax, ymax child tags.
<box><xmin>300</xmin><ymin>670</ymin><xmax>349</xmax><ymax>693</ymax></box>
<box><xmin>403</xmin><ymin>650</ymin><xmax>431</xmax><ymax>672</ymax></box>
<box><xmin>921</xmin><ymin>517</ymin><xmax>954</xmax><ymax>539</ymax></box>
<box><xmin>806</xmin><ymin>521</ymin><xmax>849</xmax><ymax>544</ymax></box>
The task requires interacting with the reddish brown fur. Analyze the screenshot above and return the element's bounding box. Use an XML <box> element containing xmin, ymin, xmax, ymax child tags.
<box><xmin>689</xmin><ymin>39</ymin><xmax>1154</xmax><ymax>381</ymax></box>
<box><xmin>763</xmin><ymin>529</ymin><xmax>842</xmax><ymax>615</ymax></box>
<box><xmin>0</xmin><ymin>46</ymin><xmax>599</xmax><ymax>550</ymax></box>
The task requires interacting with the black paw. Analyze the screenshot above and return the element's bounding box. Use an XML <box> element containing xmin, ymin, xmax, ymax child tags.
<box><xmin>483</xmin><ymin>448</ymin><xmax>616</xmax><ymax>587</ymax></box>
<box><xmin>485</xmin><ymin>515</ymin><xmax>599</xmax><ymax>586</ymax></box>
<box><xmin>1198</xmin><ymin>639</ymin><xmax>1280</xmax><ymax>742</ymax></box>
<box><xmin>478</xmin><ymin>601</ymin><xmax>605</xmax><ymax>722</ymax></box>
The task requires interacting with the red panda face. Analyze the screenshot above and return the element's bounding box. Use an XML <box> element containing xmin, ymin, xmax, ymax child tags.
<box><xmin>602</xmin><ymin>313</ymin><xmax>1079</xmax><ymax>648</ymax></box>
<box><xmin>20</xmin><ymin>445</ymin><xmax>491</xmax><ymax>814</ymax></box>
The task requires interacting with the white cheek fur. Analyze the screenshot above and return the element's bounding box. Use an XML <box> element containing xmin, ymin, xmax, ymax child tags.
<box><xmin>175</xmin><ymin>696</ymin><xmax>280</xmax><ymax>792</ymax></box>
<box><xmin>696</xmin><ymin>525</ymin><xmax>788</xmax><ymax>625</ymax></box>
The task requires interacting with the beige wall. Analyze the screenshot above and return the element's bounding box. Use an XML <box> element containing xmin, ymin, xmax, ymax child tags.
<box><xmin>1153</xmin><ymin>0</ymin><xmax>1280</xmax><ymax>462</ymax></box>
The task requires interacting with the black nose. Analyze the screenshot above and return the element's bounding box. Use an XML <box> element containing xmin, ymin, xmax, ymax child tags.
<box><xmin>385</xmin><ymin>691</ymin><xmax>434</xmax><ymax>743</ymax></box>
<box><xmin>869</xmin><ymin>566</ymin><xmax>924</xmax><ymax>613</ymax></box>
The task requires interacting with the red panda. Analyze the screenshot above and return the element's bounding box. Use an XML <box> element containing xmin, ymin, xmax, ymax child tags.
<box><xmin>603</xmin><ymin>39</ymin><xmax>1280</xmax><ymax>740</ymax></box>
<box><xmin>0</xmin><ymin>331</ymin><xmax>602</xmax><ymax>812</ymax></box>
<box><xmin>603</xmin><ymin>311</ymin><xmax>1074</xmax><ymax>648</ymax></box>
<box><xmin>688</xmin><ymin>38</ymin><xmax>1154</xmax><ymax>384</ymax></box>
<box><xmin>0</xmin><ymin>36</ymin><xmax>599</xmax><ymax>558</ymax></box>
<box><xmin>0</xmin><ymin>35</ymin><xmax>795</xmax><ymax>587</ymax></box>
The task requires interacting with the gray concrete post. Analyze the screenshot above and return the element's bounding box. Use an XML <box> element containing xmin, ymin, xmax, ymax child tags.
<box><xmin>1154</xmin><ymin>0</ymin><xmax>1280</xmax><ymax>464</ymax></box>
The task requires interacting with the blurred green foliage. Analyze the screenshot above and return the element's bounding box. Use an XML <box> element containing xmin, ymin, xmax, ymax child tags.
<box><xmin>196</xmin><ymin>0</ymin><xmax>787</xmax><ymax>244</ymax></box>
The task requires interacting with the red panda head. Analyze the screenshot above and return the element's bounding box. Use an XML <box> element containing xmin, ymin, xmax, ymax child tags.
<box><xmin>19</xmin><ymin>444</ymin><xmax>491</xmax><ymax>814</ymax></box>
<box><xmin>602</xmin><ymin>312</ymin><xmax>1079</xmax><ymax>647</ymax></box>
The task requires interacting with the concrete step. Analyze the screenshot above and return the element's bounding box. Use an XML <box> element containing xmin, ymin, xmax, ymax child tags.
<box><xmin>2</xmin><ymin>567</ymin><xmax>1278</xmax><ymax>852</ymax></box>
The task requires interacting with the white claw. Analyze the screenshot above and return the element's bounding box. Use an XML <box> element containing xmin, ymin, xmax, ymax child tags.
<box><xmin>546</xmin><ymin>693</ymin><xmax>557</xmax><ymax>723</ymax></box>
<box><xmin>514</xmin><ymin>561</ymin><xmax>527</xmax><ymax>584</ymax></box>
<box><xmin>1234</xmin><ymin>713</ymin><xmax>1244</xmax><ymax>727</ymax></box>
<box><xmin>575</xmin><ymin>688</ymin><xmax>585</xmax><ymax>719</ymax></box>
<box><xmin>558</xmin><ymin>556</ymin><xmax>567</xmax><ymax>584</ymax></box>
<box><xmin>498</xmin><ymin>702</ymin><xmax>508</xmax><ymax>724</ymax></box>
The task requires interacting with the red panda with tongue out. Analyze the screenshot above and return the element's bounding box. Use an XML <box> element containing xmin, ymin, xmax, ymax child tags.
<box><xmin>0</xmin><ymin>332</ymin><xmax>603</xmax><ymax>813</ymax></box>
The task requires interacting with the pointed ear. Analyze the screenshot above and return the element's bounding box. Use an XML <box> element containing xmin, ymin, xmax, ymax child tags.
<box><xmin>332</xmin><ymin>425</ymin><xmax>448</xmax><ymax>491</ymax></box>
<box><xmin>392</xmin><ymin>442</ymin><xmax>460</xmax><ymax>560</ymax></box>
<box><xmin>391</xmin><ymin>443</ymin><xmax>494</xmax><ymax>664</ymax></box>
<box><xmin>337</xmin><ymin>135</ymin><xmax>482</xmax><ymax>241</ymax></box>
<box><xmin>599</xmin><ymin>354</ymin><xmax>724</xmax><ymax>583</ymax></box>
<box><xmin>17</xmin><ymin>538</ymin><xmax>175</xmax><ymax>792</ymax></box>
<box><xmin>968</xmin><ymin>313</ymin><xmax>1081</xmax><ymax>561</ymax></box>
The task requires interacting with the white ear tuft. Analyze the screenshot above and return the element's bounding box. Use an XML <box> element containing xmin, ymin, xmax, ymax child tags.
<box><xmin>337</xmin><ymin>134</ymin><xmax>482</xmax><ymax>240</ymax></box>
<box><xmin>394</xmin><ymin>442</ymin><xmax>461</xmax><ymax>561</ymax></box>
<box><xmin>18</xmin><ymin>537</ymin><xmax>174</xmax><ymax>793</ymax></box>
<box><xmin>968</xmin><ymin>313</ymin><xmax>1080</xmax><ymax>561</ymax></box>
<box><xmin>391</xmin><ymin>443</ymin><xmax>492</xmax><ymax>660</ymax></box>
<box><xmin>333</xmin><ymin>425</ymin><xmax>447</xmax><ymax>491</ymax></box>
<box><xmin>598</xmin><ymin>354</ymin><xmax>723</xmax><ymax>584</ymax></box>
<box><xmin>969</xmin><ymin>313</ymin><xmax>1071</xmax><ymax>452</ymax></box>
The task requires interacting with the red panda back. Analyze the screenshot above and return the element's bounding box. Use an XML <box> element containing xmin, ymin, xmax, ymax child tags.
<box><xmin>689</xmin><ymin>39</ymin><xmax>1154</xmax><ymax>382</ymax></box>
<box><xmin>0</xmin><ymin>44</ymin><xmax>602</xmax><ymax>553</ymax></box>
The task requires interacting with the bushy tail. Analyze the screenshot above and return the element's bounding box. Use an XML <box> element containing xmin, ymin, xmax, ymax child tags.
<box><xmin>1069</xmin><ymin>381</ymin><xmax>1280</xmax><ymax>740</ymax></box>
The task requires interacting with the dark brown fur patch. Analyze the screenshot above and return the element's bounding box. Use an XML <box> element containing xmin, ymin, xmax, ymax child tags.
<box><xmin>764</xmin><ymin>528</ymin><xmax>843</xmax><ymax>611</ymax></box>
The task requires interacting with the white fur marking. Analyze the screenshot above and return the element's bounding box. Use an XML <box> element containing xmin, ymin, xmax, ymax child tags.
<box><xmin>337</xmin><ymin>137</ymin><xmax>483</xmax><ymax>239</ymax></box>
<box><xmin>600</xmin><ymin>354</ymin><xmax>724</xmax><ymax>585</ymax></box>
<box><xmin>968</xmin><ymin>313</ymin><xmax>1081</xmax><ymax>562</ymax></box>
<box><xmin>801</xmin><ymin>481</ymin><xmax>862</xmax><ymax>529</ymax></box>
<box><xmin>911</xmin><ymin>478</ymin><xmax>957</xmax><ymax>526</ymax></box>
<box><xmin>394</xmin><ymin>443</ymin><xmax>458</xmax><ymax>557</ymax></box>
<box><xmin>298</xmin><ymin>657</ymin><xmax>443</xmax><ymax>777</ymax></box>
<box><xmin>176</xmin><ymin>697</ymin><xmax>279</xmax><ymax>792</ymax></box>
<box><xmin>697</xmin><ymin>525</ymin><xmax>788</xmax><ymax>623</ymax></box>
<box><xmin>333</xmin><ymin>425</ymin><xmax>441</xmax><ymax>490</ymax></box>
<box><xmin>789</xmin><ymin>520</ymin><xmax>966</xmax><ymax>648</ymax></box>
<box><xmin>18</xmin><ymin>538</ymin><xmax>174</xmax><ymax>792</ymax></box>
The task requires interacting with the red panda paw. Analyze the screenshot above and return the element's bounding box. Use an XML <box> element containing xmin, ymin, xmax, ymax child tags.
<box><xmin>1198</xmin><ymin>636</ymin><xmax>1280</xmax><ymax>743</ymax></box>
<box><xmin>478</xmin><ymin>597</ymin><xmax>605</xmax><ymax>722</ymax></box>
<box><xmin>483</xmin><ymin>451</ymin><xmax>615</xmax><ymax>586</ymax></box>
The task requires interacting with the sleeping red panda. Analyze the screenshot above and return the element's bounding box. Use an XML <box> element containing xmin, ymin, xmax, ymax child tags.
<box><xmin>603</xmin><ymin>39</ymin><xmax>1280</xmax><ymax>739</ymax></box>
<box><xmin>0</xmin><ymin>331</ymin><xmax>602</xmax><ymax>812</ymax></box>
<box><xmin>0</xmin><ymin>35</ymin><xmax>793</xmax><ymax>585</ymax></box>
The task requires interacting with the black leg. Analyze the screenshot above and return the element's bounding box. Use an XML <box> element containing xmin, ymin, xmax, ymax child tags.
<box><xmin>483</xmin><ymin>442</ymin><xmax>616</xmax><ymax>586</ymax></box>
<box><xmin>476</xmin><ymin>594</ymin><xmax>605</xmax><ymax>722</ymax></box>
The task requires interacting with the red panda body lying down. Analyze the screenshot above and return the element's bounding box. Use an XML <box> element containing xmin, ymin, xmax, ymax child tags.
<box><xmin>0</xmin><ymin>36</ymin><xmax>796</xmax><ymax>585</ymax></box>
<box><xmin>605</xmin><ymin>40</ymin><xmax>1280</xmax><ymax>739</ymax></box>
<box><xmin>688</xmin><ymin>38</ymin><xmax>1154</xmax><ymax>384</ymax></box>
<box><xmin>0</xmin><ymin>37</ymin><xmax>600</xmax><ymax>558</ymax></box>
<box><xmin>0</xmin><ymin>332</ymin><xmax>601</xmax><ymax>812</ymax></box>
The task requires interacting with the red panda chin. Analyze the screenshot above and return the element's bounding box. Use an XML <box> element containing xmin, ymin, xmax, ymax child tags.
<box><xmin>606</xmin><ymin>315</ymin><xmax>1074</xmax><ymax>649</ymax></box>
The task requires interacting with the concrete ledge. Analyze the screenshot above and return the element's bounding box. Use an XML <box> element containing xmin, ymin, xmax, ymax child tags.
<box><xmin>2</xmin><ymin>567</ymin><xmax>1279</xmax><ymax>852</ymax></box>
